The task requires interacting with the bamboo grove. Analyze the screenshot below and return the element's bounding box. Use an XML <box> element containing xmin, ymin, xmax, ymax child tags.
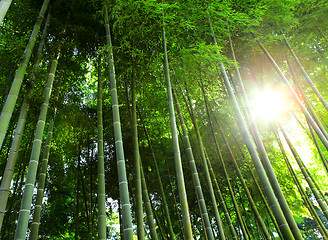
<box><xmin>0</xmin><ymin>0</ymin><xmax>327</xmax><ymax>239</ymax></box>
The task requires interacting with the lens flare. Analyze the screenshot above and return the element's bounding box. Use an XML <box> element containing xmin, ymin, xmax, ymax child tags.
<box><xmin>249</xmin><ymin>88</ymin><xmax>289</xmax><ymax>123</ymax></box>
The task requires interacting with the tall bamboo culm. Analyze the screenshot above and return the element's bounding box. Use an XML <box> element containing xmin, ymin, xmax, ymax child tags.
<box><xmin>280</xmin><ymin>127</ymin><xmax>328</xmax><ymax>221</ymax></box>
<box><xmin>199</xmin><ymin>80</ymin><xmax>248</xmax><ymax>240</ymax></box>
<box><xmin>29</xmin><ymin>73</ymin><xmax>61</xmax><ymax>239</ymax></box>
<box><xmin>206</xmin><ymin>14</ymin><xmax>295</xmax><ymax>239</ymax></box>
<box><xmin>227</xmin><ymin>30</ymin><xmax>302</xmax><ymax>239</ymax></box>
<box><xmin>138</xmin><ymin>110</ymin><xmax>175</xmax><ymax>239</ymax></box>
<box><xmin>183</xmin><ymin>84</ymin><xmax>227</xmax><ymax>240</ymax></box>
<box><xmin>253</xmin><ymin>35</ymin><xmax>328</xmax><ymax>154</ymax></box>
<box><xmin>97</xmin><ymin>57</ymin><xmax>107</xmax><ymax>240</ymax></box>
<box><xmin>131</xmin><ymin>74</ymin><xmax>144</xmax><ymax>240</ymax></box>
<box><xmin>0</xmin><ymin>0</ymin><xmax>13</xmax><ymax>25</ymax></box>
<box><xmin>104</xmin><ymin>7</ymin><xmax>133</xmax><ymax>239</ymax></box>
<box><xmin>29</xmin><ymin>119</ymin><xmax>54</xmax><ymax>240</ymax></box>
<box><xmin>0</xmin><ymin>0</ymin><xmax>50</xmax><ymax>150</ymax></box>
<box><xmin>211</xmin><ymin>114</ymin><xmax>271</xmax><ymax>240</ymax></box>
<box><xmin>173</xmin><ymin>89</ymin><xmax>215</xmax><ymax>240</ymax></box>
<box><xmin>274</xmin><ymin>131</ymin><xmax>328</xmax><ymax>239</ymax></box>
<box><xmin>162</xmin><ymin>8</ymin><xmax>193</xmax><ymax>239</ymax></box>
<box><xmin>0</xmin><ymin>12</ymin><xmax>50</xmax><ymax>232</ymax></box>
<box><xmin>140</xmin><ymin>161</ymin><xmax>158</xmax><ymax>240</ymax></box>
<box><xmin>283</xmin><ymin>34</ymin><xmax>328</xmax><ymax>112</ymax></box>
<box><xmin>14</xmin><ymin>53</ymin><xmax>59</xmax><ymax>240</ymax></box>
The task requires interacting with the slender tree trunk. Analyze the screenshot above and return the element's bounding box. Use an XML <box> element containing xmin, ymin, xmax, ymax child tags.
<box><xmin>149</xmin><ymin>195</ymin><xmax>166</xmax><ymax>240</ymax></box>
<box><xmin>75</xmin><ymin>151</ymin><xmax>81</xmax><ymax>240</ymax></box>
<box><xmin>165</xmin><ymin>156</ymin><xmax>183</xmax><ymax>235</ymax></box>
<box><xmin>131</xmin><ymin>69</ymin><xmax>144</xmax><ymax>240</ymax></box>
<box><xmin>207</xmin><ymin>18</ymin><xmax>295</xmax><ymax>239</ymax></box>
<box><xmin>0</xmin><ymin>0</ymin><xmax>50</xmax><ymax>150</ymax></box>
<box><xmin>140</xmin><ymin>160</ymin><xmax>158</xmax><ymax>240</ymax></box>
<box><xmin>88</xmin><ymin>179</ymin><xmax>93</xmax><ymax>239</ymax></box>
<box><xmin>236</xmin><ymin>185</ymin><xmax>252</xmax><ymax>239</ymax></box>
<box><xmin>287</xmin><ymin>57</ymin><xmax>328</xmax><ymax>144</ymax></box>
<box><xmin>138</xmin><ymin>110</ymin><xmax>175</xmax><ymax>239</ymax></box>
<box><xmin>1</xmin><ymin>130</ymin><xmax>32</xmax><ymax>239</ymax></box>
<box><xmin>211</xmin><ymin>114</ymin><xmax>271</xmax><ymax>240</ymax></box>
<box><xmin>97</xmin><ymin>57</ymin><xmax>107</xmax><ymax>240</ymax></box>
<box><xmin>0</xmin><ymin>0</ymin><xmax>12</xmax><ymax>25</ymax></box>
<box><xmin>182</xmin><ymin>84</ymin><xmax>226</xmax><ymax>240</ymax></box>
<box><xmin>274</xmin><ymin>130</ymin><xmax>328</xmax><ymax>239</ymax></box>
<box><xmin>307</xmin><ymin>119</ymin><xmax>328</xmax><ymax>176</ymax></box>
<box><xmin>253</xmin><ymin>35</ymin><xmax>328</xmax><ymax>154</ymax></box>
<box><xmin>104</xmin><ymin>8</ymin><xmax>133</xmax><ymax>239</ymax></box>
<box><xmin>14</xmin><ymin>53</ymin><xmax>58</xmax><ymax>240</ymax></box>
<box><xmin>204</xmin><ymin>148</ymin><xmax>238</xmax><ymax>239</ymax></box>
<box><xmin>173</xmin><ymin>89</ymin><xmax>214</xmax><ymax>240</ymax></box>
<box><xmin>208</xmin><ymin>123</ymin><xmax>248</xmax><ymax>240</ymax></box>
<box><xmin>283</xmin><ymin>34</ymin><xmax>328</xmax><ymax>112</ymax></box>
<box><xmin>303</xmin><ymin>160</ymin><xmax>328</xmax><ymax>206</ymax></box>
<box><xmin>0</xmin><ymin>12</ymin><xmax>50</xmax><ymax>229</ymax></box>
<box><xmin>226</xmin><ymin>31</ymin><xmax>302</xmax><ymax>239</ymax></box>
<box><xmin>29</xmin><ymin>118</ymin><xmax>54</xmax><ymax>240</ymax></box>
<box><xmin>29</xmin><ymin>69</ymin><xmax>60</xmax><ymax>240</ymax></box>
<box><xmin>249</xmin><ymin>169</ymin><xmax>284</xmax><ymax>240</ymax></box>
<box><xmin>280</xmin><ymin>127</ymin><xmax>328</xmax><ymax>221</ymax></box>
<box><xmin>162</xmin><ymin>8</ymin><xmax>192</xmax><ymax>239</ymax></box>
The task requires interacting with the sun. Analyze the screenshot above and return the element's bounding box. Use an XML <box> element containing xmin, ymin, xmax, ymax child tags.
<box><xmin>248</xmin><ymin>87</ymin><xmax>291</xmax><ymax>123</ymax></box>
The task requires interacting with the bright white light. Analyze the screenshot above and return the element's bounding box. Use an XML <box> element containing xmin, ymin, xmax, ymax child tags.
<box><xmin>249</xmin><ymin>89</ymin><xmax>288</xmax><ymax>122</ymax></box>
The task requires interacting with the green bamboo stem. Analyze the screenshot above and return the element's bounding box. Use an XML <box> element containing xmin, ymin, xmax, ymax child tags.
<box><xmin>208</xmin><ymin>122</ymin><xmax>249</xmax><ymax>240</ymax></box>
<box><xmin>212</xmin><ymin>116</ymin><xmax>271</xmax><ymax>240</ymax></box>
<box><xmin>283</xmin><ymin>34</ymin><xmax>328</xmax><ymax>112</ymax></box>
<box><xmin>207</xmin><ymin>16</ymin><xmax>294</xmax><ymax>239</ymax></box>
<box><xmin>140</xmin><ymin>160</ymin><xmax>158</xmax><ymax>240</ymax></box>
<box><xmin>29</xmin><ymin>77</ymin><xmax>61</xmax><ymax>240</ymax></box>
<box><xmin>0</xmin><ymin>0</ymin><xmax>12</xmax><ymax>25</ymax></box>
<box><xmin>287</xmin><ymin>57</ymin><xmax>328</xmax><ymax>147</ymax></box>
<box><xmin>280</xmin><ymin>127</ymin><xmax>328</xmax><ymax>221</ymax></box>
<box><xmin>297</xmin><ymin>82</ymin><xmax>328</xmax><ymax>141</ymax></box>
<box><xmin>75</xmin><ymin>151</ymin><xmax>81</xmax><ymax>240</ymax></box>
<box><xmin>227</xmin><ymin>33</ymin><xmax>302</xmax><ymax>239</ymax></box>
<box><xmin>138</xmin><ymin>110</ymin><xmax>175</xmax><ymax>239</ymax></box>
<box><xmin>302</xmin><ymin>149</ymin><xmax>328</xmax><ymax>206</ymax></box>
<box><xmin>131</xmin><ymin>73</ymin><xmax>144</xmax><ymax>240</ymax></box>
<box><xmin>204</xmin><ymin>148</ymin><xmax>238</xmax><ymax>239</ymax></box>
<box><xmin>307</xmin><ymin>118</ymin><xmax>328</xmax><ymax>176</ymax></box>
<box><xmin>0</xmin><ymin>90</ymin><xmax>31</xmax><ymax>230</ymax></box>
<box><xmin>97</xmin><ymin>57</ymin><xmax>107</xmax><ymax>240</ymax></box>
<box><xmin>201</xmin><ymin>77</ymin><xmax>255</xmax><ymax>239</ymax></box>
<box><xmin>274</xmin><ymin>131</ymin><xmax>328</xmax><ymax>239</ymax></box>
<box><xmin>104</xmin><ymin>8</ymin><xmax>133</xmax><ymax>239</ymax></box>
<box><xmin>228</xmin><ymin>27</ymin><xmax>298</xmax><ymax>235</ymax></box>
<box><xmin>29</xmin><ymin>119</ymin><xmax>54</xmax><ymax>240</ymax></box>
<box><xmin>291</xmin><ymin>71</ymin><xmax>328</xmax><ymax>176</ymax></box>
<box><xmin>149</xmin><ymin>193</ymin><xmax>166</xmax><ymax>240</ymax></box>
<box><xmin>14</xmin><ymin>54</ymin><xmax>58</xmax><ymax>240</ymax></box>
<box><xmin>164</xmin><ymin>155</ymin><xmax>183</xmax><ymax>235</ymax></box>
<box><xmin>249</xmin><ymin>169</ymin><xmax>284</xmax><ymax>240</ymax></box>
<box><xmin>182</xmin><ymin>84</ymin><xmax>226</xmax><ymax>240</ymax></box>
<box><xmin>236</xmin><ymin>185</ymin><xmax>252</xmax><ymax>239</ymax></box>
<box><xmin>221</xmin><ymin>67</ymin><xmax>294</xmax><ymax>239</ymax></box>
<box><xmin>1</xmin><ymin>130</ymin><xmax>32</xmax><ymax>239</ymax></box>
<box><xmin>88</xmin><ymin>158</ymin><xmax>93</xmax><ymax>240</ymax></box>
<box><xmin>173</xmin><ymin>89</ymin><xmax>214</xmax><ymax>240</ymax></box>
<box><xmin>0</xmin><ymin>0</ymin><xmax>50</xmax><ymax>150</ymax></box>
<box><xmin>162</xmin><ymin>8</ymin><xmax>192</xmax><ymax>239</ymax></box>
<box><xmin>253</xmin><ymin>35</ymin><xmax>328</xmax><ymax>154</ymax></box>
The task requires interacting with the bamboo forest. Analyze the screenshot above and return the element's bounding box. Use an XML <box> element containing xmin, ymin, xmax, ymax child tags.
<box><xmin>1</xmin><ymin>0</ymin><xmax>328</xmax><ymax>239</ymax></box>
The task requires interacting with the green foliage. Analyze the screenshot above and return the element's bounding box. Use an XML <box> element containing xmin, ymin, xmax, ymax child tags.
<box><xmin>0</xmin><ymin>0</ymin><xmax>328</xmax><ymax>238</ymax></box>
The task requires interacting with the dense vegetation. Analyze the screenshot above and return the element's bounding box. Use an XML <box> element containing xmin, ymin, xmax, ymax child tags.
<box><xmin>0</xmin><ymin>0</ymin><xmax>327</xmax><ymax>239</ymax></box>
